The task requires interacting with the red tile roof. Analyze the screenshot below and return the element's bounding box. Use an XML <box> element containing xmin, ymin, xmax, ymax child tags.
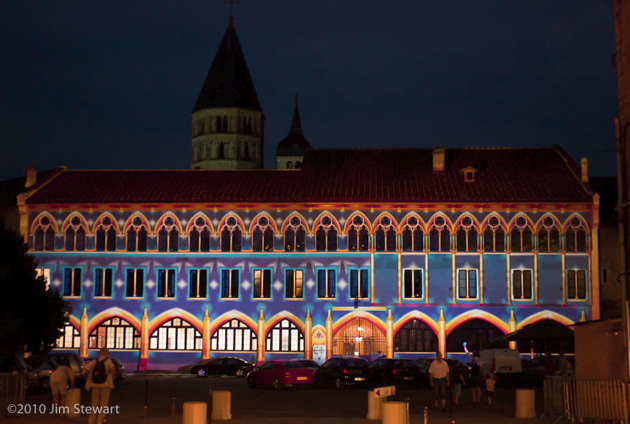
<box><xmin>24</xmin><ymin>146</ymin><xmax>593</xmax><ymax>205</ymax></box>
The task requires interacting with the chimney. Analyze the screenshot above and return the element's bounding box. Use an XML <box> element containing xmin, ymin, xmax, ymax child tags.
<box><xmin>433</xmin><ymin>149</ymin><xmax>445</xmax><ymax>172</ymax></box>
<box><xmin>25</xmin><ymin>166</ymin><xmax>37</xmax><ymax>188</ymax></box>
<box><xmin>580</xmin><ymin>158</ymin><xmax>588</xmax><ymax>183</ymax></box>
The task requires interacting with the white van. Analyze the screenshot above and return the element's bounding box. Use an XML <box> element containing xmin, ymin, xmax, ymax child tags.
<box><xmin>479</xmin><ymin>349</ymin><xmax>522</xmax><ymax>376</ymax></box>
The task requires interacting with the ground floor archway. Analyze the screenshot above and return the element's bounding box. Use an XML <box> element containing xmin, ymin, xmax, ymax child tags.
<box><xmin>333</xmin><ymin>318</ymin><xmax>386</xmax><ymax>356</ymax></box>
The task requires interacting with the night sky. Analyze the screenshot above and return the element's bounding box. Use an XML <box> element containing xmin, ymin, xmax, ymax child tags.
<box><xmin>0</xmin><ymin>1</ymin><xmax>619</xmax><ymax>182</ymax></box>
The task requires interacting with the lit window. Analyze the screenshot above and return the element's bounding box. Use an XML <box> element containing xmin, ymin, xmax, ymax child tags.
<box><xmin>457</xmin><ymin>269</ymin><xmax>478</xmax><ymax>300</ymax></box>
<box><xmin>483</xmin><ymin>216</ymin><xmax>505</xmax><ymax>253</ymax></box>
<box><xmin>512</xmin><ymin>270</ymin><xmax>533</xmax><ymax>300</ymax></box>
<box><xmin>317</xmin><ymin>269</ymin><xmax>336</xmax><ymax>299</ymax></box>
<box><xmin>126</xmin><ymin>269</ymin><xmax>144</xmax><ymax>298</ymax></box>
<box><xmin>211</xmin><ymin>319</ymin><xmax>256</xmax><ymax>351</ymax></box>
<box><xmin>266</xmin><ymin>319</ymin><xmax>304</xmax><ymax>352</ymax></box>
<box><xmin>284</xmin><ymin>216</ymin><xmax>306</xmax><ymax>252</ymax></box>
<box><xmin>63</xmin><ymin>268</ymin><xmax>82</xmax><ymax>297</ymax></box>
<box><xmin>565</xmin><ymin>216</ymin><xmax>587</xmax><ymax>253</ymax></box>
<box><xmin>429</xmin><ymin>216</ymin><xmax>451</xmax><ymax>252</ymax></box>
<box><xmin>65</xmin><ymin>216</ymin><xmax>86</xmax><ymax>251</ymax></box>
<box><xmin>126</xmin><ymin>216</ymin><xmax>148</xmax><ymax>252</ymax></box>
<box><xmin>189</xmin><ymin>269</ymin><xmax>207</xmax><ymax>299</ymax></box>
<box><xmin>157</xmin><ymin>269</ymin><xmax>176</xmax><ymax>299</ymax></box>
<box><xmin>567</xmin><ymin>270</ymin><xmax>587</xmax><ymax>300</ymax></box>
<box><xmin>253</xmin><ymin>269</ymin><xmax>271</xmax><ymax>299</ymax></box>
<box><xmin>403</xmin><ymin>269</ymin><xmax>423</xmax><ymax>299</ymax></box>
<box><xmin>56</xmin><ymin>324</ymin><xmax>80</xmax><ymax>349</ymax></box>
<box><xmin>350</xmin><ymin>269</ymin><xmax>369</xmax><ymax>300</ymax></box>
<box><xmin>538</xmin><ymin>216</ymin><xmax>560</xmax><ymax>253</ymax></box>
<box><xmin>285</xmin><ymin>269</ymin><xmax>303</xmax><ymax>299</ymax></box>
<box><xmin>252</xmin><ymin>216</ymin><xmax>274</xmax><ymax>252</ymax></box>
<box><xmin>157</xmin><ymin>216</ymin><xmax>179</xmax><ymax>252</ymax></box>
<box><xmin>94</xmin><ymin>268</ymin><xmax>113</xmax><ymax>298</ymax></box>
<box><xmin>149</xmin><ymin>318</ymin><xmax>202</xmax><ymax>351</ymax></box>
<box><xmin>456</xmin><ymin>216</ymin><xmax>478</xmax><ymax>252</ymax></box>
<box><xmin>36</xmin><ymin>268</ymin><xmax>51</xmax><ymax>291</ymax></box>
<box><xmin>510</xmin><ymin>216</ymin><xmax>533</xmax><ymax>253</ymax></box>
<box><xmin>88</xmin><ymin>317</ymin><xmax>140</xmax><ymax>350</ymax></box>
<box><xmin>221</xmin><ymin>269</ymin><xmax>240</xmax><ymax>299</ymax></box>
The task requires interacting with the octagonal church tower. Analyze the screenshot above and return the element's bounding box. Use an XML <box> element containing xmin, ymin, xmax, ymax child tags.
<box><xmin>191</xmin><ymin>18</ymin><xmax>264</xmax><ymax>169</ymax></box>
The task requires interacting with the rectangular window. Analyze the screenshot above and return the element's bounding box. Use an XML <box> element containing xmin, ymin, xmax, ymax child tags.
<box><xmin>350</xmin><ymin>269</ymin><xmax>369</xmax><ymax>300</ymax></box>
<box><xmin>63</xmin><ymin>268</ymin><xmax>81</xmax><ymax>297</ymax></box>
<box><xmin>221</xmin><ymin>269</ymin><xmax>240</xmax><ymax>299</ymax></box>
<box><xmin>94</xmin><ymin>268</ymin><xmax>113</xmax><ymax>297</ymax></box>
<box><xmin>253</xmin><ymin>269</ymin><xmax>271</xmax><ymax>299</ymax></box>
<box><xmin>189</xmin><ymin>269</ymin><xmax>207</xmax><ymax>299</ymax></box>
<box><xmin>512</xmin><ymin>270</ymin><xmax>533</xmax><ymax>300</ymax></box>
<box><xmin>403</xmin><ymin>269</ymin><xmax>423</xmax><ymax>299</ymax></box>
<box><xmin>157</xmin><ymin>269</ymin><xmax>176</xmax><ymax>299</ymax></box>
<box><xmin>36</xmin><ymin>268</ymin><xmax>51</xmax><ymax>291</ymax></box>
<box><xmin>317</xmin><ymin>269</ymin><xmax>336</xmax><ymax>299</ymax></box>
<box><xmin>567</xmin><ymin>270</ymin><xmax>587</xmax><ymax>300</ymax></box>
<box><xmin>457</xmin><ymin>269</ymin><xmax>478</xmax><ymax>300</ymax></box>
<box><xmin>285</xmin><ymin>269</ymin><xmax>303</xmax><ymax>299</ymax></box>
<box><xmin>126</xmin><ymin>269</ymin><xmax>144</xmax><ymax>298</ymax></box>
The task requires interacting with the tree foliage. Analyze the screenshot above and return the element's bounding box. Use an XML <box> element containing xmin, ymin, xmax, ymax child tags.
<box><xmin>0</xmin><ymin>227</ymin><xmax>70</xmax><ymax>355</ymax></box>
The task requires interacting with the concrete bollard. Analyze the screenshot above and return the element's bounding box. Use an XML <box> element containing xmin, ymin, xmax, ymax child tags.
<box><xmin>515</xmin><ymin>388</ymin><xmax>535</xmax><ymax>418</ymax></box>
<box><xmin>367</xmin><ymin>390</ymin><xmax>384</xmax><ymax>419</ymax></box>
<box><xmin>211</xmin><ymin>391</ymin><xmax>232</xmax><ymax>420</ymax></box>
<box><xmin>183</xmin><ymin>402</ymin><xmax>207</xmax><ymax>424</ymax></box>
<box><xmin>65</xmin><ymin>388</ymin><xmax>81</xmax><ymax>417</ymax></box>
<box><xmin>382</xmin><ymin>401</ymin><xmax>406</xmax><ymax>424</ymax></box>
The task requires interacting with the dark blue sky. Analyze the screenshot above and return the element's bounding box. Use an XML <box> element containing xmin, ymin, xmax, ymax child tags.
<box><xmin>0</xmin><ymin>1</ymin><xmax>619</xmax><ymax>181</ymax></box>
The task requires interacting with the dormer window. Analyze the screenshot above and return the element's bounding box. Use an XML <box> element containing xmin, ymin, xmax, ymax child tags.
<box><xmin>460</xmin><ymin>166</ymin><xmax>478</xmax><ymax>182</ymax></box>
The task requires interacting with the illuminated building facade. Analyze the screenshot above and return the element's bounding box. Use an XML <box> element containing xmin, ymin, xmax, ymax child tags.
<box><xmin>18</xmin><ymin>21</ymin><xmax>600</xmax><ymax>371</ymax></box>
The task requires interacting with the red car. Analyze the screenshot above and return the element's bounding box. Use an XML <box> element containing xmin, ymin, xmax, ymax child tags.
<box><xmin>247</xmin><ymin>360</ymin><xmax>314</xmax><ymax>389</ymax></box>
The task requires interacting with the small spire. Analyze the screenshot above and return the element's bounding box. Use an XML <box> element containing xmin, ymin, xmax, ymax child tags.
<box><xmin>327</xmin><ymin>308</ymin><xmax>332</xmax><ymax>321</ymax></box>
<box><xmin>387</xmin><ymin>306</ymin><xmax>392</xmax><ymax>321</ymax></box>
<box><xmin>204</xmin><ymin>306</ymin><xmax>209</xmax><ymax>320</ymax></box>
<box><xmin>142</xmin><ymin>305</ymin><xmax>148</xmax><ymax>319</ymax></box>
<box><xmin>305</xmin><ymin>308</ymin><xmax>311</xmax><ymax>320</ymax></box>
<box><xmin>81</xmin><ymin>304</ymin><xmax>88</xmax><ymax>318</ymax></box>
<box><xmin>439</xmin><ymin>307</ymin><xmax>445</xmax><ymax>321</ymax></box>
<box><xmin>580</xmin><ymin>308</ymin><xmax>586</xmax><ymax>322</ymax></box>
<box><xmin>259</xmin><ymin>306</ymin><xmax>264</xmax><ymax>320</ymax></box>
<box><xmin>509</xmin><ymin>308</ymin><xmax>515</xmax><ymax>323</ymax></box>
<box><xmin>290</xmin><ymin>93</ymin><xmax>302</xmax><ymax>132</ymax></box>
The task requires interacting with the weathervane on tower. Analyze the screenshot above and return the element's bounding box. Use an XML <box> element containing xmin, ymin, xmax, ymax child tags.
<box><xmin>223</xmin><ymin>0</ymin><xmax>240</xmax><ymax>23</ymax></box>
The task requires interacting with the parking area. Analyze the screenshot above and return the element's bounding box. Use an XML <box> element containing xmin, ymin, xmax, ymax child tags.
<box><xmin>14</xmin><ymin>373</ymin><xmax>545</xmax><ymax>423</ymax></box>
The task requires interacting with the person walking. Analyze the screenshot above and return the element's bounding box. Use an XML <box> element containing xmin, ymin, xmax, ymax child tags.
<box><xmin>429</xmin><ymin>351</ymin><xmax>450</xmax><ymax>411</ymax></box>
<box><xmin>85</xmin><ymin>347</ymin><xmax>115</xmax><ymax>424</ymax></box>
<box><xmin>450</xmin><ymin>365</ymin><xmax>466</xmax><ymax>405</ymax></box>
<box><xmin>49</xmin><ymin>359</ymin><xmax>75</xmax><ymax>411</ymax></box>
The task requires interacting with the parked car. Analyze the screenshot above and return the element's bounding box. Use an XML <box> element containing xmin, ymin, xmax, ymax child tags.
<box><xmin>367</xmin><ymin>358</ymin><xmax>419</xmax><ymax>388</ymax></box>
<box><xmin>45</xmin><ymin>352</ymin><xmax>87</xmax><ymax>382</ymax></box>
<box><xmin>191</xmin><ymin>357</ymin><xmax>255</xmax><ymax>378</ymax></box>
<box><xmin>296</xmin><ymin>360</ymin><xmax>320</xmax><ymax>372</ymax></box>
<box><xmin>314</xmin><ymin>356</ymin><xmax>369</xmax><ymax>389</ymax></box>
<box><xmin>23</xmin><ymin>356</ymin><xmax>59</xmax><ymax>389</ymax></box>
<box><xmin>110</xmin><ymin>358</ymin><xmax>126</xmax><ymax>382</ymax></box>
<box><xmin>177</xmin><ymin>358</ymin><xmax>214</xmax><ymax>374</ymax></box>
<box><xmin>247</xmin><ymin>360</ymin><xmax>314</xmax><ymax>389</ymax></box>
<box><xmin>479</xmin><ymin>348</ymin><xmax>522</xmax><ymax>377</ymax></box>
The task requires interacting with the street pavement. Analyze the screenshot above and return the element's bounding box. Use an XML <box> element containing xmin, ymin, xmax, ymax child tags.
<box><xmin>4</xmin><ymin>372</ymin><xmax>548</xmax><ymax>424</ymax></box>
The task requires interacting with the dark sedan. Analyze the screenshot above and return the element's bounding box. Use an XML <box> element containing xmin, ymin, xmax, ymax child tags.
<box><xmin>247</xmin><ymin>361</ymin><xmax>314</xmax><ymax>389</ymax></box>
<box><xmin>367</xmin><ymin>358</ymin><xmax>419</xmax><ymax>388</ymax></box>
<box><xmin>191</xmin><ymin>357</ymin><xmax>255</xmax><ymax>378</ymax></box>
<box><xmin>314</xmin><ymin>356</ymin><xmax>369</xmax><ymax>389</ymax></box>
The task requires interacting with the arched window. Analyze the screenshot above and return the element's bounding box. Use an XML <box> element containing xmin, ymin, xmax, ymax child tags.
<box><xmin>510</xmin><ymin>216</ymin><xmax>532</xmax><ymax>253</ymax></box>
<box><xmin>456</xmin><ymin>216</ymin><xmax>478</xmax><ymax>252</ymax></box>
<box><xmin>220</xmin><ymin>216</ymin><xmax>242</xmax><ymax>252</ymax></box>
<box><xmin>295</xmin><ymin>161</ymin><xmax>302</xmax><ymax>169</ymax></box>
<box><xmin>149</xmin><ymin>318</ymin><xmax>202</xmax><ymax>351</ymax></box>
<box><xmin>33</xmin><ymin>215</ymin><xmax>56</xmax><ymax>251</ymax></box>
<box><xmin>56</xmin><ymin>324</ymin><xmax>80</xmax><ymax>349</ymax></box>
<box><xmin>222</xmin><ymin>116</ymin><xmax>229</xmax><ymax>133</ymax></box>
<box><xmin>189</xmin><ymin>217</ymin><xmax>211</xmax><ymax>252</ymax></box>
<box><xmin>347</xmin><ymin>215</ymin><xmax>369</xmax><ymax>252</ymax></box>
<box><xmin>219</xmin><ymin>143</ymin><xmax>225</xmax><ymax>159</ymax></box>
<box><xmin>446</xmin><ymin>319</ymin><xmax>503</xmax><ymax>352</ymax></box>
<box><xmin>211</xmin><ymin>319</ymin><xmax>257</xmax><ymax>351</ymax></box>
<box><xmin>157</xmin><ymin>216</ymin><xmax>179</xmax><ymax>252</ymax></box>
<box><xmin>315</xmin><ymin>216</ymin><xmax>337</xmax><ymax>252</ymax></box>
<box><xmin>393</xmin><ymin>319</ymin><xmax>438</xmax><ymax>352</ymax></box>
<box><xmin>126</xmin><ymin>216</ymin><xmax>148</xmax><ymax>252</ymax></box>
<box><xmin>429</xmin><ymin>216</ymin><xmax>451</xmax><ymax>252</ymax></box>
<box><xmin>65</xmin><ymin>216</ymin><xmax>86</xmax><ymax>251</ymax></box>
<box><xmin>566</xmin><ymin>216</ymin><xmax>588</xmax><ymax>253</ymax></box>
<box><xmin>95</xmin><ymin>216</ymin><xmax>117</xmax><ymax>252</ymax></box>
<box><xmin>401</xmin><ymin>216</ymin><xmax>423</xmax><ymax>252</ymax></box>
<box><xmin>483</xmin><ymin>216</ymin><xmax>505</xmax><ymax>253</ymax></box>
<box><xmin>538</xmin><ymin>216</ymin><xmax>560</xmax><ymax>253</ymax></box>
<box><xmin>287</xmin><ymin>161</ymin><xmax>294</xmax><ymax>169</ymax></box>
<box><xmin>266</xmin><ymin>319</ymin><xmax>304</xmax><ymax>353</ymax></box>
<box><xmin>252</xmin><ymin>216</ymin><xmax>274</xmax><ymax>252</ymax></box>
<box><xmin>244</xmin><ymin>143</ymin><xmax>249</xmax><ymax>160</ymax></box>
<box><xmin>284</xmin><ymin>216</ymin><xmax>306</xmax><ymax>252</ymax></box>
<box><xmin>374</xmin><ymin>216</ymin><xmax>396</xmax><ymax>252</ymax></box>
<box><xmin>88</xmin><ymin>317</ymin><xmax>140</xmax><ymax>350</ymax></box>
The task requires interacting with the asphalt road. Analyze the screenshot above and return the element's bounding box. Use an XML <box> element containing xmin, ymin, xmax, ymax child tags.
<box><xmin>16</xmin><ymin>373</ymin><xmax>544</xmax><ymax>423</ymax></box>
